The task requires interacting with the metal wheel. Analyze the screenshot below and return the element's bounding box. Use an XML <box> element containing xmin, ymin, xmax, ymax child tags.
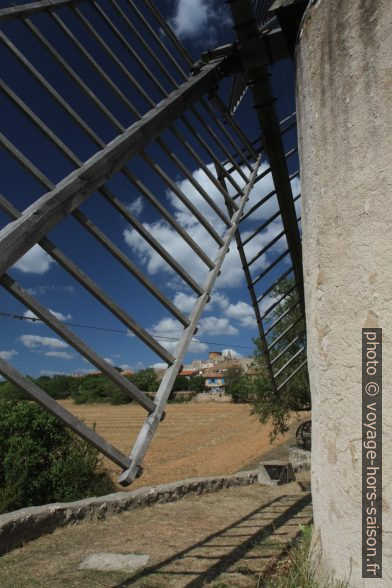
<box><xmin>296</xmin><ymin>420</ymin><xmax>311</xmax><ymax>451</ymax></box>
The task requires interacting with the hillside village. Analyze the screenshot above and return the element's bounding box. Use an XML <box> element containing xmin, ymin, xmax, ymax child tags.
<box><xmin>161</xmin><ymin>351</ymin><xmax>253</xmax><ymax>394</ymax></box>
<box><xmin>120</xmin><ymin>350</ymin><xmax>253</xmax><ymax>394</ymax></box>
<box><xmin>39</xmin><ymin>350</ymin><xmax>254</xmax><ymax>399</ymax></box>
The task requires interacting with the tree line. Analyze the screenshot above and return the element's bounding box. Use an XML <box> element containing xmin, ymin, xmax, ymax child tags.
<box><xmin>0</xmin><ymin>368</ymin><xmax>205</xmax><ymax>405</ymax></box>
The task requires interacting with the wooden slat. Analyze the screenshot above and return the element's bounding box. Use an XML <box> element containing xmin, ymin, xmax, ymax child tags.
<box><xmin>276</xmin><ymin>359</ymin><xmax>307</xmax><ymax>391</ymax></box>
<box><xmin>0</xmin><ymin>194</ymin><xmax>186</xmax><ymax>343</ymax></box>
<box><xmin>0</xmin><ymin>274</ymin><xmax>158</xmax><ymax>412</ymax></box>
<box><xmin>214</xmin><ymin>163</ymin><xmax>279</xmax><ymax>398</ymax></box>
<box><xmin>274</xmin><ymin>345</ymin><xmax>305</xmax><ymax>378</ymax></box>
<box><xmin>72</xmin><ymin>209</ymin><xmax>190</xmax><ymax>327</ymax></box>
<box><xmin>0</xmin><ymin>58</ymin><xmax>234</xmax><ymax>277</ymax></box>
<box><xmin>0</xmin><ymin>0</ymin><xmax>83</xmax><ymax>22</ymax></box>
<box><xmin>119</xmin><ymin>156</ymin><xmax>262</xmax><ymax>485</ymax></box>
<box><xmin>0</xmin><ymin>358</ymin><xmax>131</xmax><ymax>469</ymax></box>
<box><xmin>229</xmin><ymin>0</ymin><xmax>304</xmax><ymax>313</ymax></box>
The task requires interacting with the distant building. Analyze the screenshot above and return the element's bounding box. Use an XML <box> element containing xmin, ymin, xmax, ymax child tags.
<box><xmin>203</xmin><ymin>370</ymin><xmax>225</xmax><ymax>393</ymax></box>
<box><xmin>180</xmin><ymin>351</ymin><xmax>254</xmax><ymax>393</ymax></box>
<box><xmin>184</xmin><ymin>352</ymin><xmax>253</xmax><ymax>375</ymax></box>
<box><xmin>178</xmin><ymin>369</ymin><xmax>198</xmax><ymax>379</ymax></box>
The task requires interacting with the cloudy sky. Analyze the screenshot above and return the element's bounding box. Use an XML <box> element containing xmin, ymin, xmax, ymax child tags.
<box><xmin>0</xmin><ymin>0</ymin><xmax>298</xmax><ymax>377</ymax></box>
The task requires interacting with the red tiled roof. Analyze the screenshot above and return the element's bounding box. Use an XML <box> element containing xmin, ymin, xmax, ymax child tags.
<box><xmin>203</xmin><ymin>371</ymin><xmax>224</xmax><ymax>378</ymax></box>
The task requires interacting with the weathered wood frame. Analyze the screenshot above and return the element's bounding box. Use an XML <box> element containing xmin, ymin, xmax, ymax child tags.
<box><xmin>0</xmin><ymin>0</ymin><xmax>307</xmax><ymax>485</ymax></box>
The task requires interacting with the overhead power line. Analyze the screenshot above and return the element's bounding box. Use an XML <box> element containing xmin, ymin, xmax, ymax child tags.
<box><xmin>0</xmin><ymin>310</ymin><xmax>257</xmax><ymax>351</ymax></box>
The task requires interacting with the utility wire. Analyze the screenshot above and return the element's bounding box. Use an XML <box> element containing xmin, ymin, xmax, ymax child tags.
<box><xmin>0</xmin><ymin>310</ymin><xmax>257</xmax><ymax>351</ymax></box>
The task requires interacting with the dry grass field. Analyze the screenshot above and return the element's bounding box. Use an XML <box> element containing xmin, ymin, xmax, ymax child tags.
<box><xmin>60</xmin><ymin>400</ymin><xmax>306</xmax><ymax>489</ymax></box>
<box><xmin>0</xmin><ymin>474</ymin><xmax>312</xmax><ymax>587</ymax></box>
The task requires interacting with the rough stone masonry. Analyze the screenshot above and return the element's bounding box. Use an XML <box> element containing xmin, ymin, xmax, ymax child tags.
<box><xmin>296</xmin><ymin>0</ymin><xmax>392</xmax><ymax>585</ymax></box>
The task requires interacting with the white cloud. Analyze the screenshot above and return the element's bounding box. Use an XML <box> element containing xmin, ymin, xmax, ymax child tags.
<box><xmin>173</xmin><ymin>292</ymin><xmax>197</xmax><ymax>313</ymax></box>
<box><xmin>13</xmin><ymin>245</ymin><xmax>54</xmax><ymax>274</ymax></box>
<box><xmin>123</xmin><ymin>162</ymin><xmax>288</xmax><ymax>290</ymax></box>
<box><xmin>169</xmin><ymin>0</ymin><xmax>232</xmax><ymax>42</ymax></box>
<box><xmin>225</xmin><ymin>300</ymin><xmax>256</xmax><ymax>328</ymax></box>
<box><xmin>20</xmin><ymin>334</ymin><xmax>69</xmax><ymax>350</ymax></box>
<box><xmin>124</xmin><ymin>218</ymin><xmax>216</xmax><ymax>284</ymax></box>
<box><xmin>49</xmin><ymin>309</ymin><xmax>72</xmax><ymax>321</ymax></box>
<box><xmin>0</xmin><ymin>349</ymin><xmax>18</xmax><ymax>360</ymax></box>
<box><xmin>23</xmin><ymin>310</ymin><xmax>40</xmax><ymax>322</ymax></box>
<box><xmin>27</xmin><ymin>285</ymin><xmax>74</xmax><ymax>296</ymax></box>
<box><xmin>222</xmin><ymin>348</ymin><xmax>242</xmax><ymax>359</ymax></box>
<box><xmin>198</xmin><ymin>316</ymin><xmax>238</xmax><ymax>336</ymax></box>
<box><xmin>150</xmin><ymin>362</ymin><xmax>168</xmax><ymax>370</ymax></box>
<box><xmin>150</xmin><ymin>317</ymin><xmax>208</xmax><ymax>354</ymax></box>
<box><xmin>169</xmin><ymin>0</ymin><xmax>211</xmax><ymax>39</ymax></box>
<box><xmin>132</xmin><ymin>361</ymin><xmax>146</xmax><ymax>371</ymax></box>
<box><xmin>209</xmin><ymin>291</ymin><xmax>230</xmax><ymax>311</ymax></box>
<box><xmin>73</xmin><ymin>368</ymin><xmax>97</xmax><ymax>375</ymax></box>
<box><xmin>186</xmin><ymin>339</ymin><xmax>209</xmax><ymax>354</ymax></box>
<box><xmin>119</xmin><ymin>363</ymin><xmax>132</xmax><ymax>371</ymax></box>
<box><xmin>123</xmin><ymin>214</ymin><xmax>276</xmax><ymax>290</ymax></box>
<box><xmin>40</xmin><ymin>370</ymin><xmax>69</xmax><ymax>376</ymax></box>
<box><xmin>23</xmin><ymin>309</ymin><xmax>72</xmax><ymax>322</ymax></box>
<box><xmin>104</xmin><ymin>357</ymin><xmax>114</xmax><ymax>366</ymax></box>
<box><xmin>45</xmin><ymin>351</ymin><xmax>74</xmax><ymax>360</ymax></box>
<box><xmin>291</xmin><ymin>175</ymin><xmax>301</xmax><ymax>197</ymax></box>
<box><xmin>223</xmin><ymin>294</ymin><xmax>283</xmax><ymax>328</ymax></box>
<box><xmin>126</xmin><ymin>196</ymin><xmax>144</xmax><ymax>217</ymax></box>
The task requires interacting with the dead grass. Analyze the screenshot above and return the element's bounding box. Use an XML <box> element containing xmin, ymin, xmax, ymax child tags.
<box><xmin>0</xmin><ymin>474</ymin><xmax>312</xmax><ymax>587</ymax></box>
<box><xmin>59</xmin><ymin>400</ymin><xmax>307</xmax><ymax>489</ymax></box>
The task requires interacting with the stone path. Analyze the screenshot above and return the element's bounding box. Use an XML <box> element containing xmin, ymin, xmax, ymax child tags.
<box><xmin>0</xmin><ymin>472</ymin><xmax>312</xmax><ymax>587</ymax></box>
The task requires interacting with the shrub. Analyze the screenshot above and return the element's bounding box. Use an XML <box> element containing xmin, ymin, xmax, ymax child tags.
<box><xmin>225</xmin><ymin>365</ymin><xmax>249</xmax><ymax>403</ymax></box>
<box><xmin>188</xmin><ymin>376</ymin><xmax>205</xmax><ymax>392</ymax></box>
<box><xmin>70</xmin><ymin>374</ymin><xmax>133</xmax><ymax>405</ymax></box>
<box><xmin>129</xmin><ymin>368</ymin><xmax>159</xmax><ymax>392</ymax></box>
<box><xmin>0</xmin><ymin>380</ymin><xmax>29</xmax><ymax>401</ymax></box>
<box><xmin>0</xmin><ymin>399</ymin><xmax>114</xmax><ymax>513</ymax></box>
<box><xmin>245</xmin><ymin>278</ymin><xmax>310</xmax><ymax>440</ymax></box>
<box><xmin>35</xmin><ymin>374</ymin><xmax>77</xmax><ymax>399</ymax></box>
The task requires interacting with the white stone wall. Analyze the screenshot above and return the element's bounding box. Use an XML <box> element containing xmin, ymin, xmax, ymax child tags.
<box><xmin>296</xmin><ymin>0</ymin><xmax>392</xmax><ymax>585</ymax></box>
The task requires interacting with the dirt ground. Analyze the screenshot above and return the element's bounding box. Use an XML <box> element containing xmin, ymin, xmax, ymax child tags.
<box><xmin>60</xmin><ymin>400</ymin><xmax>308</xmax><ymax>488</ymax></box>
<box><xmin>0</xmin><ymin>473</ymin><xmax>312</xmax><ymax>587</ymax></box>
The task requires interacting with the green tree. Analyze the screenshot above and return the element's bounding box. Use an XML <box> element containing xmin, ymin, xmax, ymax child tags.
<box><xmin>70</xmin><ymin>374</ymin><xmax>133</xmax><ymax>405</ymax></box>
<box><xmin>172</xmin><ymin>375</ymin><xmax>190</xmax><ymax>392</ymax></box>
<box><xmin>35</xmin><ymin>374</ymin><xmax>77</xmax><ymax>399</ymax></box>
<box><xmin>0</xmin><ymin>380</ymin><xmax>29</xmax><ymax>401</ymax></box>
<box><xmin>247</xmin><ymin>278</ymin><xmax>310</xmax><ymax>439</ymax></box>
<box><xmin>188</xmin><ymin>375</ymin><xmax>205</xmax><ymax>392</ymax></box>
<box><xmin>0</xmin><ymin>400</ymin><xmax>113</xmax><ymax>513</ymax></box>
<box><xmin>130</xmin><ymin>368</ymin><xmax>159</xmax><ymax>392</ymax></box>
<box><xmin>224</xmin><ymin>365</ymin><xmax>249</xmax><ymax>403</ymax></box>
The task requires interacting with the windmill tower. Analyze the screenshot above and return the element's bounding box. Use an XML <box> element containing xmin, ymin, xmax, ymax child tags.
<box><xmin>297</xmin><ymin>1</ymin><xmax>390</xmax><ymax>585</ymax></box>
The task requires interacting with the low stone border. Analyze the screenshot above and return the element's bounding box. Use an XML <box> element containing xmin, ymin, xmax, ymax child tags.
<box><xmin>289</xmin><ymin>445</ymin><xmax>311</xmax><ymax>471</ymax></box>
<box><xmin>0</xmin><ymin>470</ymin><xmax>261</xmax><ymax>556</ymax></box>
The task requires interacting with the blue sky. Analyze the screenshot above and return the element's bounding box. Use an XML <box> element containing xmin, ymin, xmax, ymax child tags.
<box><xmin>0</xmin><ymin>0</ymin><xmax>299</xmax><ymax>377</ymax></box>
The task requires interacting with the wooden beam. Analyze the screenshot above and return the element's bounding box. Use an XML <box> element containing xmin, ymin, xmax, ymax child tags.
<box><xmin>0</xmin><ymin>358</ymin><xmax>131</xmax><ymax>469</ymax></box>
<box><xmin>0</xmin><ymin>274</ymin><xmax>157</xmax><ymax>413</ymax></box>
<box><xmin>229</xmin><ymin>0</ymin><xmax>305</xmax><ymax>314</ymax></box>
<box><xmin>0</xmin><ymin>0</ymin><xmax>84</xmax><ymax>22</ymax></box>
<box><xmin>0</xmin><ymin>57</ymin><xmax>236</xmax><ymax>278</ymax></box>
<box><xmin>118</xmin><ymin>156</ymin><xmax>262</xmax><ymax>485</ymax></box>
